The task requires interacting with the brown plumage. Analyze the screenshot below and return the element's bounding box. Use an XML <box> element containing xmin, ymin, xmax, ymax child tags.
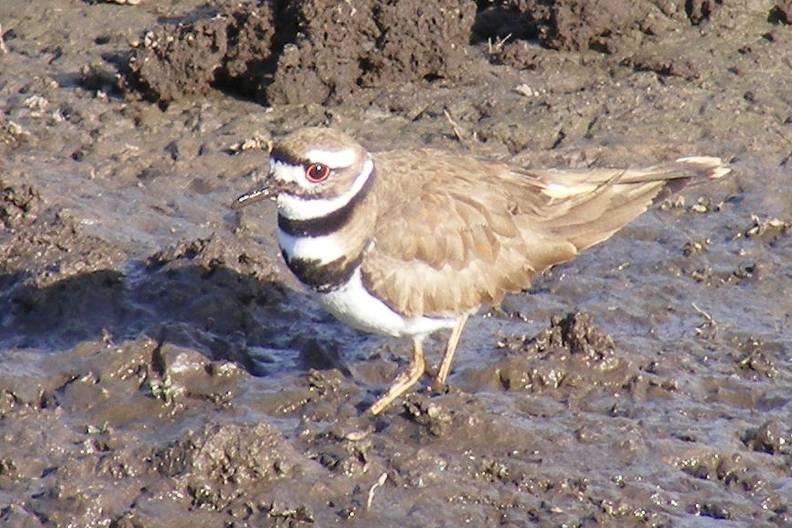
<box><xmin>233</xmin><ymin>127</ymin><xmax>730</xmax><ymax>414</ymax></box>
<box><xmin>362</xmin><ymin>149</ymin><xmax>728</xmax><ymax>319</ymax></box>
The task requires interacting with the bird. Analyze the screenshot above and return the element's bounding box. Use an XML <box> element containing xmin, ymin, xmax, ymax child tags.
<box><xmin>233</xmin><ymin>127</ymin><xmax>730</xmax><ymax>415</ymax></box>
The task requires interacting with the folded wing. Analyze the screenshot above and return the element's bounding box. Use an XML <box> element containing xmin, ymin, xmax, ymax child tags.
<box><xmin>362</xmin><ymin>151</ymin><xmax>729</xmax><ymax>318</ymax></box>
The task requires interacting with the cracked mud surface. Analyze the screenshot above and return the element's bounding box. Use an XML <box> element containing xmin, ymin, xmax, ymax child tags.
<box><xmin>1</xmin><ymin>0</ymin><xmax>791</xmax><ymax>526</ymax></box>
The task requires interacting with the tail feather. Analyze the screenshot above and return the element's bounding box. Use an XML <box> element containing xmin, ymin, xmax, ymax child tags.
<box><xmin>645</xmin><ymin>156</ymin><xmax>731</xmax><ymax>206</ymax></box>
<box><xmin>532</xmin><ymin>156</ymin><xmax>731</xmax><ymax>252</ymax></box>
<box><xmin>673</xmin><ymin>156</ymin><xmax>732</xmax><ymax>180</ymax></box>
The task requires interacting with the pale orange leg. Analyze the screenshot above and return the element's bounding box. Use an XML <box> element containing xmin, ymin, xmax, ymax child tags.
<box><xmin>368</xmin><ymin>336</ymin><xmax>425</xmax><ymax>415</ymax></box>
<box><xmin>432</xmin><ymin>314</ymin><xmax>469</xmax><ymax>391</ymax></box>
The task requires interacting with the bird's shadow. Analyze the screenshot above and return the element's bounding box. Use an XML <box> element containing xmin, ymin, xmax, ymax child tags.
<box><xmin>0</xmin><ymin>257</ymin><xmax>365</xmax><ymax>379</ymax></box>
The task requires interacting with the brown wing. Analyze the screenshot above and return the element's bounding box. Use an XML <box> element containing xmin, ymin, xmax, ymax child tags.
<box><xmin>361</xmin><ymin>150</ymin><xmax>728</xmax><ymax>318</ymax></box>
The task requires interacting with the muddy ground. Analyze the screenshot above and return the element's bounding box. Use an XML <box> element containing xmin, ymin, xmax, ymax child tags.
<box><xmin>1</xmin><ymin>0</ymin><xmax>791</xmax><ymax>526</ymax></box>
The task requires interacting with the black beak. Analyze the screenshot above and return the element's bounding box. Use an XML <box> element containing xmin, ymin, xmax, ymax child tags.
<box><xmin>231</xmin><ymin>163</ymin><xmax>275</xmax><ymax>210</ymax></box>
<box><xmin>231</xmin><ymin>185</ymin><xmax>272</xmax><ymax>210</ymax></box>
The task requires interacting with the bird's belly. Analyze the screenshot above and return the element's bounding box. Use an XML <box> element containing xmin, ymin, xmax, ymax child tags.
<box><xmin>318</xmin><ymin>268</ymin><xmax>457</xmax><ymax>338</ymax></box>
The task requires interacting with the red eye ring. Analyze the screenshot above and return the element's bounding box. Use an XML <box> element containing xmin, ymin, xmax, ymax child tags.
<box><xmin>305</xmin><ymin>163</ymin><xmax>331</xmax><ymax>183</ymax></box>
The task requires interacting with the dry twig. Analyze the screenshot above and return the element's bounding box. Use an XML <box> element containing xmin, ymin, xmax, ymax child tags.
<box><xmin>366</xmin><ymin>472</ymin><xmax>388</xmax><ymax>511</ymax></box>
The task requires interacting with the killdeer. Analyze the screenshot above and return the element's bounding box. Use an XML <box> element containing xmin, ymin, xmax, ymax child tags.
<box><xmin>234</xmin><ymin>127</ymin><xmax>730</xmax><ymax>415</ymax></box>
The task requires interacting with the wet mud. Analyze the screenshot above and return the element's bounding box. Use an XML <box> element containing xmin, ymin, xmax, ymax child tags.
<box><xmin>1</xmin><ymin>0</ymin><xmax>791</xmax><ymax>526</ymax></box>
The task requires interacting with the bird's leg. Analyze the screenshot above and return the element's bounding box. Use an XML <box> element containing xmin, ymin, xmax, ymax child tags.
<box><xmin>432</xmin><ymin>314</ymin><xmax>469</xmax><ymax>391</ymax></box>
<box><xmin>368</xmin><ymin>336</ymin><xmax>425</xmax><ymax>415</ymax></box>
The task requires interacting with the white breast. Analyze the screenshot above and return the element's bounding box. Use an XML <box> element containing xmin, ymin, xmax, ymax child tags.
<box><xmin>318</xmin><ymin>268</ymin><xmax>458</xmax><ymax>338</ymax></box>
<box><xmin>277</xmin><ymin>228</ymin><xmax>345</xmax><ymax>264</ymax></box>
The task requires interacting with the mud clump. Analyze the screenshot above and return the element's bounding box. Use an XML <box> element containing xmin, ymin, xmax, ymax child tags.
<box><xmin>0</xmin><ymin>115</ymin><xmax>31</xmax><ymax>152</ymax></box>
<box><xmin>128</xmin><ymin>4</ymin><xmax>276</xmax><ymax>103</ymax></box>
<box><xmin>742</xmin><ymin>420</ymin><xmax>791</xmax><ymax>455</ymax></box>
<box><xmin>543</xmin><ymin>0</ymin><xmax>649</xmax><ymax>52</ymax></box>
<box><xmin>128</xmin><ymin>0</ymin><xmax>476</xmax><ymax>105</ymax></box>
<box><xmin>475</xmin><ymin>0</ymin><xmax>690</xmax><ymax>54</ymax></box>
<box><xmin>476</xmin><ymin>0</ymin><xmax>735</xmax><ymax>68</ymax></box>
<box><xmin>529</xmin><ymin>311</ymin><xmax>616</xmax><ymax>360</ymax></box>
<box><xmin>1</xmin><ymin>180</ymin><xmax>41</xmax><ymax>229</ymax></box>
<box><xmin>125</xmin><ymin>0</ymin><xmax>728</xmax><ymax>105</ymax></box>
<box><xmin>685</xmin><ymin>0</ymin><xmax>721</xmax><ymax>25</ymax></box>
<box><xmin>0</xmin><ymin>208</ymin><xmax>126</xmax><ymax>297</ymax></box>
<box><xmin>152</xmin><ymin>422</ymin><xmax>296</xmax><ymax>509</ymax></box>
<box><xmin>129</xmin><ymin>17</ymin><xmax>233</xmax><ymax>103</ymax></box>
<box><xmin>493</xmin><ymin>312</ymin><xmax>626</xmax><ymax>392</ymax></box>
<box><xmin>403</xmin><ymin>393</ymin><xmax>453</xmax><ymax>436</ymax></box>
<box><xmin>269</xmin><ymin>0</ymin><xmax>476</xmax><ymax>104</ymax></box>
<box><xmin>773</xmin><ymin>1</ymin><xmax>792</xmax><ymax>24</ymax></box>
<box><xmin>302</xmin><ymin>419</ymin><xmax>375</xmax><ymax>477</ymax></box>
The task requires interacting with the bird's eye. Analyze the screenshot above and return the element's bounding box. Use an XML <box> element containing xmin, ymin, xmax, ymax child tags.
<box><xmin>305</xmin><ymin>163</ymin><xmax>330</xmax><ymax>183</ymax></box>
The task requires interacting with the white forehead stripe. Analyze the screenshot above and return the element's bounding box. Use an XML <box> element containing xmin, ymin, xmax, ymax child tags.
<box><xmin>306</xmin><ymin>148</ymin><xmax>358</xmax><ymax>169</ymax></box>
<box><xmin>271</xmin><ymin>160</ymin><xmax>306</xmax><ymax>186</ymax></box>
<box><xmin>277</xmin><ymin>156</ymin><xmax>373</xmax><ymax>220</ymax></box>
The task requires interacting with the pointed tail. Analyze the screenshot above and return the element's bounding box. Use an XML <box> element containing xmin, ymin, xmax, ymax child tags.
<box><xmin>532</xmin><ymin>156</ymin><xmax>731</xmax><ymax>252</ymax></box>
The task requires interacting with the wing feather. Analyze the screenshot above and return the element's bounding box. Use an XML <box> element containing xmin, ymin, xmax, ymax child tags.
<box><xmin>361</xmin><ymin>149</ymin><xmax>728</xmax><ymax>318</ymax></box>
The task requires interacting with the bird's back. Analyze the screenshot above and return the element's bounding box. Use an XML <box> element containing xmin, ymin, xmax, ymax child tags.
<box><xmin>362</xmin><ymin>150</ymin><xmax>728</xmax><ymax>318</ymax></box>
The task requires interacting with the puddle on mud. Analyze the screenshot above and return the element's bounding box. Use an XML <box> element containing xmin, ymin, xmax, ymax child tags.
<box><xmin>1</xmin><ymin>0</ymin><xmax>791</xmax><ymax>526</ymax></box>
